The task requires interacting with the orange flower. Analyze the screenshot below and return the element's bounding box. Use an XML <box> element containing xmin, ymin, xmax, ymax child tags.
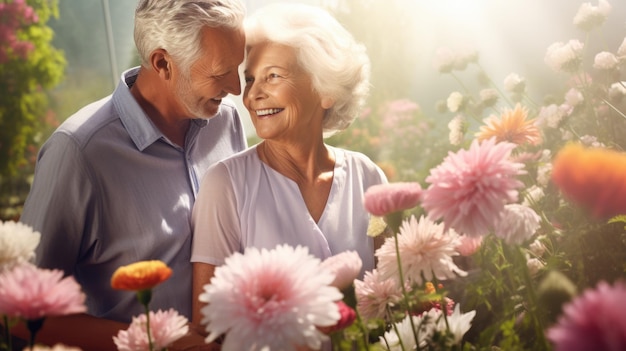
<box><xmin>476</xmin><ymin>103</ymin><xmax>542</xmax><ymax>145</ymax></box>
<box><xmin>111</xmin><ymin>260</ymin><xmax>172</xmax><ymax>291</ymax></box>
<box><xmin>552</xmin><ymin>143</ymin><xmax>626</xmax><ymax>219</ymax></box>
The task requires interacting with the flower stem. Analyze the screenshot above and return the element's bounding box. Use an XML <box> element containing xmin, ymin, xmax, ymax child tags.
<box><xmin>2</xmin><ymin>315</ymin><xmax>11</xmax><ymax>351</ymax></box>
<box><xmin>137</xmin><ymin>289</ymin><xmax>154</xmax><ymax>351</ymax></box>
<box><xmin>26</xmin><ymin>318</ymin><xmax>45</xmax><ymax>351</ymax></box>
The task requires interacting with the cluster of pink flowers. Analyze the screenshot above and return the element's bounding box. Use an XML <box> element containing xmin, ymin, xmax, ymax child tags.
<box><xmin>0</xmin><ymin>0</ymin><xmax>38</xmax><ymax>64</ymax></box>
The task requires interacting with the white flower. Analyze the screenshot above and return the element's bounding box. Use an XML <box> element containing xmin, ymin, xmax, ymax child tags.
<box><xmin>537</xmin><ymin>104</ymin><xmax>567</xmax><ymax>128</ymax></box>
<box><xmin>527</xmin><ymin>258</ymin><xmax>545</xmax><ymax>276</ymax></box>
<box><xmin>433</xmin><ymin>47</ymin><xmax>456</xmax><ymax>73</ymax></box>
<box><xmin>593</xmin><ymin>51</ymin><xmax>619</xmax><ymax>70</ymax></box>
<box><xmin>367</xmin><ymin>215</ymin><xmax>387</xmax><ymax>237</ymax></box>
<box><xmin>380</xmin><ymin>305</ymin><xmax>475</xmax><ymax>350</ymax></box>
<box><xmin>113</xmin><ymin>309</ymin><xmax>189</xmax><ymax>351</ymax></box>
<box><xmin>447</xmin><ymin>92</ymin><xmax>464</xmax><ymax>112</ymax></box>
<box><xmin>608</xmin><ymin>81</ymin><xmax>626</xmax><ymax>100</ymax></box>
<box><xmin>579</xmin><ymin>134</ymin><xmax>605</xmax><ymax>148</ymax></box>
<box><xmin>0</xmin><ymin>220</ymin><xmax>41</xmax><ymax>270</ymax></box>
<box><xmin>320</xmin><ymin>250</ymin><xmax>362</xmax><ymax>291</ymax></box>
<box><xmin>494</xmin><ymin>204</ymin><xmax>541</xmax><ymax>245</ymax></box>
<box><xmin>537</xmin><ymin>162</ymin><xmax>553</xmax><ymax>187</ymax></box>
<box><xmin>504</xmin><ymin>73</ymin><xmax>526</xmax><ymax>94</ymax></box>
<box><xmin>544</xmin><ymin>40</ymin><xmax>584</xmax><ymax>73</ymax></box>
<box><xmin>573</xmin><ymin>0</ymin><xmax>612</xmax><ymax>31</ymax></box>
<box><xmin>453</xmin><ymin>47</ymin><xmax>479</xmax><ymax>71</ymax></box>
<box><xmin>199</xmin><ymin>245</ymin><xmax>341</xmax><ymax>351</ymax></box>
<box><xmin>380</xmin><ymin>312</ymin><xmax>437</xmax><ymax>350</ymax></box>
<box><xmin>375</xmin><ymin>215</ymin><xmax>466</xmax><ymax>287</ymax></box>
<box><xmin>447</xmin><ymin>115</ymin><xmax>466</xmax><ymax>146</ymax></box>
<box><xmin>529</xmin><ymin>239</ymin><xmax>547</xmax><ymax>257</ymax></box>
<box><xmin>436</xmin><ymin>304</ymin><xmax>476</xmax><ymax>345</ymax></box>
<box><xmin>479</xmin><ymin>88</ymin><xmax>499</xmax><ymax>107</ymax></box>
<box><xmin>354</xmin><ymin>269</ymin><xmax>404</xmax><ymax>320</ymax></box>
<box><xmin>564</xmin><ymin>88</ymin><xmax>584</xmax><ymax>107</ymax></box>
<box><xmin>522</xmin><ymin>185</ymin><xmax>545</xmax><ymax>206</ymax></box>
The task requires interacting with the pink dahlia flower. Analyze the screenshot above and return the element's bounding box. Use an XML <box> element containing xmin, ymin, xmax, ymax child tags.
<box><xmin>199</xmin><ymin>244</ymin><xmax>342</xmax><ymax>351</ymax></box>
<box><xmin>320</xmin><ymin>250</ymin><xmax>362</xmax><ymax>291</ymax></box>
<box><xmin>113</xmin><ymin>309</ymin><xmax>189</xmax><ymax>351</ymax></box>
<box><xmin>364</xmin><ymin>182</ymin><xmax>422</xmax><ymax>216</ymax></box>
<box><xmin>547</xmin><ymin>280</ymin><xmax>626</xmax><ymax>351</ymax></box>
<box><xmin>376</xmin><ymin>215</ymin><xmax>466</xmax><ymax>287</ymax></box>
<box><xmin>354</xmin><ymin>269</ymin><xmax>404</xmax><ymax>320</ymax></box>
<box><xmin>455</xmin><ymin>234</ymin><xmax>483</xmax><ymax>256</ymax></box>
<box><xmin>422</xmin><ymin>138</ymin><xmax>525</xmax><ymax>237</ymax></box>
<box><xmin>0</xmin><ymin>262</ymin><xmax>86</xmax><ymax>319</ymax></box>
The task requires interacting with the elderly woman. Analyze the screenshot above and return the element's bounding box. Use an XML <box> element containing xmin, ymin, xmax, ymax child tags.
<box><xmin>190</xmin><ymin>1</ymin><xmax>387</xmax><ymax>330</ymax></box>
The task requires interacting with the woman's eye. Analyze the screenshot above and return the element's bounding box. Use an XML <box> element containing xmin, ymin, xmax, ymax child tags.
<box><xmin>268</xmin><ymin>73</ymin><xmax>281</xmax><ymax>79</ymax></box>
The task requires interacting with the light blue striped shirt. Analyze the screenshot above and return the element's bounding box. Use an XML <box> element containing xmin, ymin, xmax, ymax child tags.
<box><xmin>20</xmin><ymin>67</ymin><xmax>247</xmax><ymax>322</ymax></box>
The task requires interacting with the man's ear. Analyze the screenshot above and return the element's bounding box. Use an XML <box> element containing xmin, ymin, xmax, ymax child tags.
<box><xmin>150</xmin><ymin>49</ymin><xmax>171</xmax><ymax>80</ymax></box>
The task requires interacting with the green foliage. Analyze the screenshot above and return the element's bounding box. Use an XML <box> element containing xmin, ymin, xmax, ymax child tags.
<box><xmin>0</xmin><ymin>0</ymin><xmax>65</xmax><ymax>176</ymax></box>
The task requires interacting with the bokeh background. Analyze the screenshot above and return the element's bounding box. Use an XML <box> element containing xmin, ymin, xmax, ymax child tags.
<box><xmin>1</xmin><ymin>0</ymin><xmax>625</xmax><ymax>219</ymax></box>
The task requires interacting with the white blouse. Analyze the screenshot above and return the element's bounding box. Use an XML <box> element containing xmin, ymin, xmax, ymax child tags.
<box><xmin>191</xmin><ymin>144</ymin><xmax>387</xmax><ymax>275</ymax></box>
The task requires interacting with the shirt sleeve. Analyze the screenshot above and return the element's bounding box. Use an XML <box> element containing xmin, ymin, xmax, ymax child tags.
<box><xmin>20</xmin><ymin>133</ymin><xmax>95</xmax><ymax>275</ymax></box>
<box><xmin>190</xmin><ymin>162</ymin><xmax>241</xmax><ymax>265</ymax></box>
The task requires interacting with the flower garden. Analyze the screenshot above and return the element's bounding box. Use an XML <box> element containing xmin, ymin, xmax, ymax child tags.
<box><xmin>1</xmin><ymin>0</ymin><xmax>626</xmax><ymax>350</ymax></box>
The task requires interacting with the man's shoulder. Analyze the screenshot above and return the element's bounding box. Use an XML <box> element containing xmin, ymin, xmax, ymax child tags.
<box><xmin>55</xmin><ymin>95</ymin><xmax>118</xmax><ymax>144</ymax></box>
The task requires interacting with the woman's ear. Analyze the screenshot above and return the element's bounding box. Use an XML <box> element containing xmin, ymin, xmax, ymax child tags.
<box><xmin>321</xmin><ymin>96</ymin><xmax>335</xmax><ymax>109</ymax></box>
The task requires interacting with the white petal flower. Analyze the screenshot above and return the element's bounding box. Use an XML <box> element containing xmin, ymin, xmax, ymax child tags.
<box><xmin>376</xmin><ymin>216</ymin><xmax>466</xmax><ymax>287</ymax></box>
<box><xmin>494</xmin><ymin>204</ymin><xmax>541</xmax><ymax>245</ymax></box>
<box><xmin>544</xmin><ymin>40</ymin><xmax>584</xmax><ymax>73</ymax></box>
<box><xmin>435</xmin><ymin>304</ymin><xmax>476</xmax><ymax>344</ymax></box>
<box><xmin>447</xmin><ymin>115</ymin><xmax>466</xmax><ymax>146</ymax></box>
<box><xmin>446</xmin><ymin>92</ymin><xmax>464</xmax><ymax>113</ymax></box>
<box><xmin>593</xmin><ymin>51</ymin><xmax>619</xmax><ymax>70</ymax></box>
<box><xmin>199</xmin><ymin>245</ymin><xmax>341</xmax><ymax>351</ymax></box>
<box><xmin>504</xmin><ymin>73</ymin><xmax>526</xmax><ymax>93</ymax></box>
<box><xmin>0</xmin><ymin>220</ymin><xmax>41</xmax><ymax>270</ymax></box>
<box><xmin>380</xmin><ymin>312</ymin><xmax>437</xmax><ymax>350</ymax></box>
<box><xmin>564</xmin><ymin>88</ymin><xmax>584</xmax><ymax>107</ymax></box>
<box><xmin>573</xmin><ymin>0</ymin><xmax>612</xmax><ymax>31</ymax></box>
<box><xmin>113</xmin><ymin>309</ymin><xmax>189</xmax><ymax>351</ymax></box>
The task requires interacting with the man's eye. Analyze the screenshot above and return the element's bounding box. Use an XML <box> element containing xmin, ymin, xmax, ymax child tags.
<box><xmin>244</xmin><ymin>77</ymin><xmax>254</xmax><ymax>83</ymax></box>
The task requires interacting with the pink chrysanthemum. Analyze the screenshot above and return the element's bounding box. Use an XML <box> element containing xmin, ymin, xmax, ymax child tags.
<box><xmin>375</xmin><ymin>215</ymin><xmax>466</xmax><ymax>287</ymax></box>
<box><xmin>422</xmin><ymin>138</ymin><xmax>525</xmax><ymax>237</ymax></box>
<box><xmin>354</xmin><ymin>269</ymin><xmax>404</xmax><ymax>321</ymax></box>
<box><xmin>320</xmin><ymin>250</ymin><xmax>362</xmax><ymax>291</ymax></box>
<box><xmin>547</xmin><ymin>280</ymin><xmax>626</xmax><ymax>351</ymax></box>
<box><xmin>494</xmin><ymin>204</ymin><xmax>541</xmax><ymax>245</ymax></box>
<box><xmin>455</xmin><ymin>234</ymin><xmax>483</xmax><ymax>256</ymax></box>
<box><xmin>0</xmin><ymin>262</ymin><xmax>86</xmax><ymax>319</ymax></box>
<box><xmin>113</xmin><ymin>309</ymin><xmax>189</xmax><ymax>351</ymax></box>
<box><xmin>199</xmin><ymin>245</ymin><xmax>342</xmax><ymax>351</ymax></box>
<box><xmin>364</xmin><ymin>182</ymin><xmax>422</xmax><ymax>217</ymax></box>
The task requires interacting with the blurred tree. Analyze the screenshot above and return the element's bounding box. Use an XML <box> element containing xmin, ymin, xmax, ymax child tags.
<box><xmin>0</xmin><ymin>0</ymin><xmax>65</xmax><ymax>220</ymax></box>
<box><xmin>0</xmin><ymin>0</ymin><xmax>65</xmax><ymax>176</ymax></box>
